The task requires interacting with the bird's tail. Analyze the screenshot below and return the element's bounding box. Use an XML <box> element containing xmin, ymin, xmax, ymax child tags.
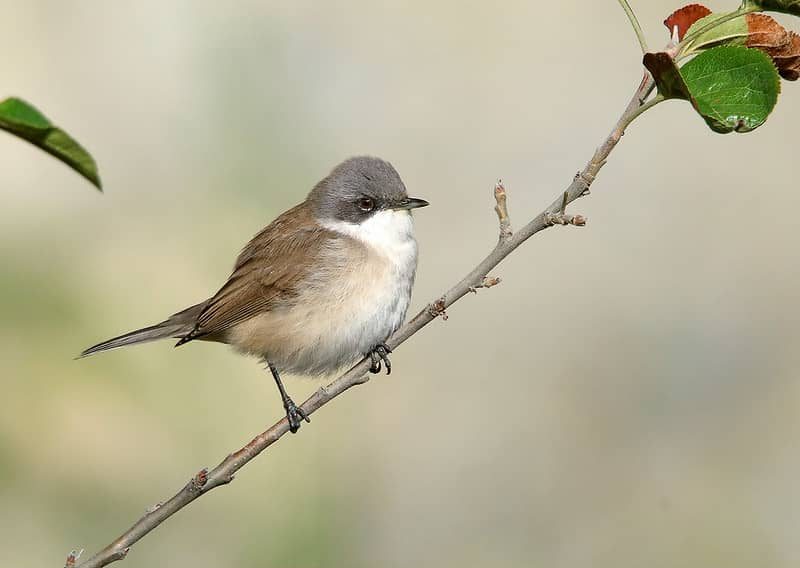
<box><xmin>79</xmin><ymin>322</ymin><xmax>187</xmax><ymax>357</ymax></box>
<box><xmin>78</xmin><ymin>301</ymin><xmax>207</xmax><ymax>358</ymax></box>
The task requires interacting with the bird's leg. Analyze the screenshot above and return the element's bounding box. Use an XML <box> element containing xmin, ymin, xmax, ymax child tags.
<box><xmin>368</xmin><ymin>343</ymin><xmax>392</xmax><ymax>375</ymax></box>
<box><xmin>267</xmin><ymin>362</ymin><xmax>309</xmax><ymax>433</ymax></box>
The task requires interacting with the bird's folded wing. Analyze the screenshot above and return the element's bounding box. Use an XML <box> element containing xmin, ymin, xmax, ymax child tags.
<box><xmin>190</xmin><ymin>204</ymin><xmax>333</xmax><ymax>339</ymax></box>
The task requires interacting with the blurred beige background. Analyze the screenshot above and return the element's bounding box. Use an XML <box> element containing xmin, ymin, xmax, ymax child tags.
<box><xmin>1</xmin><ymin>1</ymin><xmax>799</xmax><ymax>567</ymax></box>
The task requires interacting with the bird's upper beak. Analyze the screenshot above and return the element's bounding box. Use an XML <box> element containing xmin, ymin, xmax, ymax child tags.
<box><xmin>394</xmin><ymin>197</ymin><xmax>430</xmax><ymax>211</ymax></box>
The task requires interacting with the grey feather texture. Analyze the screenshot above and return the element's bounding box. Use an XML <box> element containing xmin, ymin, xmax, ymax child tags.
<box><xmin>79</xmin><ymin>302</ymin><xmax>206</xmax><ymax>357</ymax></box>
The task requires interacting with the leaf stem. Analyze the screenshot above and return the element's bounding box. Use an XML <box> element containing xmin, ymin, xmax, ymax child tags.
<box><xmin>617</xmin><ymin>0</ymin><xmax>649</xmax><ymax>54</ymax></box>
<box><xmin>624</xmin><ymin>93</ymin><xmax>665</xmax><ymax>126</ymax></box>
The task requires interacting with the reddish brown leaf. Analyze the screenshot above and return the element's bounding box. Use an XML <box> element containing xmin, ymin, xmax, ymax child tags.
<box><xmin>762</xmin><ymin>30</ymin><xmax>800</xmax><ymax>81</ymax></box>
<box><xmin>642</xmin><ymin>52</ymin><xmax>694</xmax><ymax>102</ymax></box>
<box><xmin>746</xmin><ymin>14</ymin><xmax>800</xmax><ymax>81</ymax></box>
<box><xmin>664</xmin><ymin>4</ymin><xmax>712</xmax><ymax>41</ymax></box>
<box><xmin>772</xmin><ymin>32</ymin><xmax>800</xmax><ymax>80</ymax></box>
<box><xmin>746</xmin><ymin>13</ymin><xmax>792</xmax><ymax>49</ymax></box>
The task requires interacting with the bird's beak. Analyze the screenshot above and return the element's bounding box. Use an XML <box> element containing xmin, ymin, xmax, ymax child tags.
<box><xmin>394</xmin><ymin>197</ymin><xmax>430</xmax><ymax>211</ymax></box>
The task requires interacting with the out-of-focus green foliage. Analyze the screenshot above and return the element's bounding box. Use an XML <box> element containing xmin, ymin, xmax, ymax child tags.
<box><xmin>742</xmin><ymin>0</ymin><xmax>800</xmax><ymax>16</ymax></box>
<box><xmin>0</xmin><ymin>97</ymin><xmax>101</xmax><ymax>190</ymax></box>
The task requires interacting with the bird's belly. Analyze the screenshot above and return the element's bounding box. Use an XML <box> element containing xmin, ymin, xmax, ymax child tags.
<box><xmin>227</xmin><ymin>263</ymin><xmax>413</xmax><ymax>376</ymax></box>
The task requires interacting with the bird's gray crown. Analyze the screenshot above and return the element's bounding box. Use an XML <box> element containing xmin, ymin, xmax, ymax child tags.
<box><xmin>308</xmin><ymin>156</ymin><xmax>409</xmax><ymax>224</ymax></box>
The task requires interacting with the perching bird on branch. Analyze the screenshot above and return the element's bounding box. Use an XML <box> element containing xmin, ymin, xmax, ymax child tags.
<box><xmin>80</xmin><ymin>156</ymin><xmax>429</xmax><ymax>432</ymax></box>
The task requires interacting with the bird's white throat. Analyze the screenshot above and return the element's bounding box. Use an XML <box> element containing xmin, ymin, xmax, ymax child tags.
<box><xmin>321</xmin><ymin>209</ymin><xmax>417</xmax><ymax>264</ymax></box>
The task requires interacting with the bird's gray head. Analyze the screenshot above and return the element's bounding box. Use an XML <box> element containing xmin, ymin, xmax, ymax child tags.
<box><xmin>308</xmin><ymin>156</ymin><xmax>428</xmax><ymax>224</ymax></box>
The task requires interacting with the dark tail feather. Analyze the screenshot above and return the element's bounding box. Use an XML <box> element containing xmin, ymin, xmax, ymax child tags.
<box><xmin>79</xmin><ymin>301</ymin><xmax>207</xmax><ymax>358</ymax></box>
<box><xmin>79</xmin><ymin>322</ymin><xmax>187</xmax><ymax>358</ymax></box>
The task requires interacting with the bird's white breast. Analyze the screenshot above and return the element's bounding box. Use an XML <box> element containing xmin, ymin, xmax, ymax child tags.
<box><xmin>316</xmin><ymin>209</ymin><xmax>418</xmax><ymax>364</ymax></box>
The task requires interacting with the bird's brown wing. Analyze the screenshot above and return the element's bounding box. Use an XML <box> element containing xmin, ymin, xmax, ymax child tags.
<box><xmin>180</xmin><ymin>202</ymin><xmax>332</xmax><ymax>343</ymax></box>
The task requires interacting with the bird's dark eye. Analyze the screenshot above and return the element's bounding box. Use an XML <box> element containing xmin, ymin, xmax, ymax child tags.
<box><xmin>357</xmin><ymin>197</ymin><xmax>375</xmax><ymax>212</ymax></box>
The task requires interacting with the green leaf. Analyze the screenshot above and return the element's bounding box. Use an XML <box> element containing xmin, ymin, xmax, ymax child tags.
<box><xmin>683</xmin><ymin>11</ymin><xmax>749</xmax><ymax>53</ymax></box>
<box><xmin>741</xmin><ymin>0</ymin><xmax>800</xmax><ymax>16</ymax></box>
<box><xmin>680</xmin><ymin>45</ymin><xmax>780</xmax><ymax>133</ymax></box>
<box><xmin>0</xmin><ymin>97</ymin><xmax>102</xmax><ymax>190</ymax></box>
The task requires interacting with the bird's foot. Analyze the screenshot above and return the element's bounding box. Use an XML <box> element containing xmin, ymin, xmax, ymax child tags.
<box><xmin>368</xmin><ymin>343</ymin><xmax>392</xmax><ymax>375</ymax></box>
<box><xmin>284</xmin><ymin>398</ymin><xmax>310</xmax><ymax>433</ymax></box>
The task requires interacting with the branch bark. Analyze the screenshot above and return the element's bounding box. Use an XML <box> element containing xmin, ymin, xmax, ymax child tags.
<box><xmin>72</xmin><ymin>72</ymin><xmax>658</xmax><ymax>568</ymax></box>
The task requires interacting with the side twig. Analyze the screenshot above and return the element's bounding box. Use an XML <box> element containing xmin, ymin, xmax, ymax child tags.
<box><xmin>617</xmin><ymin>0</ymin><xmax>649</xmax><ymax>54</ymax></box>
<box><xmin>72</xmin><ymin>71</ymin><xmax>658</xmax><ymax>568</ymax></box>
<box><xmin>65</xmin><ymin>550</ymin><xmax>83</xmax><ymax>568</ymax></box>
<box><xmin>494</xmin><ymin>180</ymin><xmax>513</xmax><ymax>243</ymax></box>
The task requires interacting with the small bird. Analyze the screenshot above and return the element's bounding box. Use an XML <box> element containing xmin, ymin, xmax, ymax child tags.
<box><xmin>81</xmin><ymin>156</ymin><xmax>428</xmax><ymax>432</ymax></box>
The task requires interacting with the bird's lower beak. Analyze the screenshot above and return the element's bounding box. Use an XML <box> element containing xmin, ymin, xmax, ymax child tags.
<box><xmin>394</xmin><ymin>197</ymin><xmax>430</xmax><ymax>211</ymax></box>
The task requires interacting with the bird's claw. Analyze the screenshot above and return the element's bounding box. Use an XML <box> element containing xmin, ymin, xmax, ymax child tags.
<box><xmin>368</xmin><ymin>343</ymin><xmax>392</xmax><ymax>375</ymax></box>
<box><xmin>284</xmin><ymin>398</ymin><xmax>310</xmax><ymax>433</ymax></box>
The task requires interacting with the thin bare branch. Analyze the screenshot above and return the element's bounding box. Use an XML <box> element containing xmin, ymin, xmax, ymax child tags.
<box><xmin>72</xmin><ymin>70</ymin><xmax>659</xmax><ymax>568</ymax></box>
